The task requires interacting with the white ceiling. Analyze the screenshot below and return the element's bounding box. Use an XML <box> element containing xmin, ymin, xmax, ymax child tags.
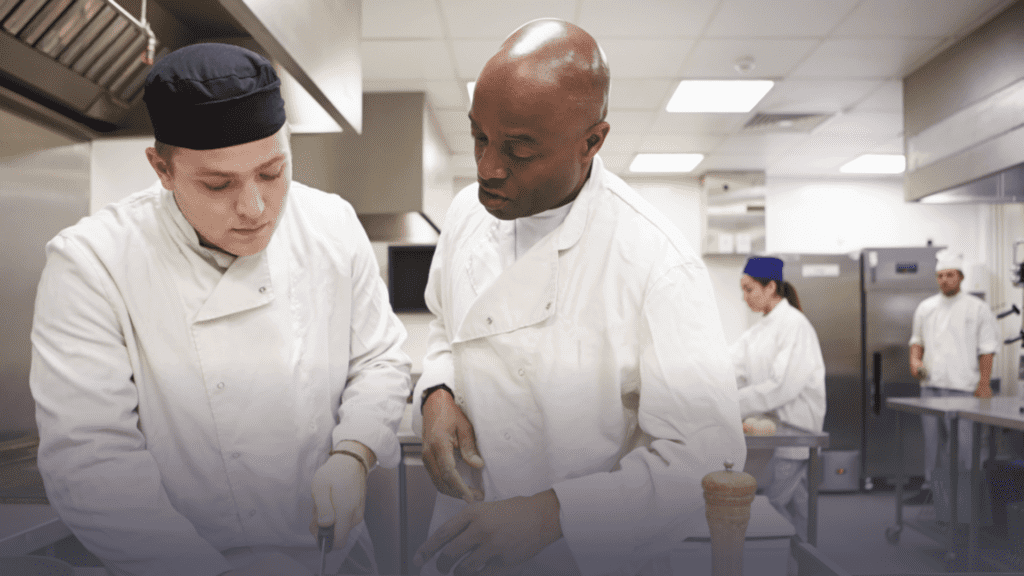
<box><xmin>361</xmin><ymin>0</ymin><xmax>1016</xmax><ymax>180</ymax></box>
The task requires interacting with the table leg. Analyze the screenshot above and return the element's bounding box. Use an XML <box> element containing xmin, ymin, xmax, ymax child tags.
<box><xmin>399</xmin><ymin>448</ymin><xmax>409</xmax><ymax>575</ymax></box>
<box><xmin>808</xmin><ymin>446</ymin><xmax>819</xmax><ymax>546</ymax></box>
<box><xmin>947</xmin><ymin>414</ymin><xmax>960</xmax><ymax>565</ymax></box>
<box><xmin>968</xmin><ymin>421</ymin><xmax>983</xmax><ymax>570</ymax></box>
<box><xmin>895</xmin><ymin>410</ymin><xmax>904</xmax><ymax>528</ymax></box>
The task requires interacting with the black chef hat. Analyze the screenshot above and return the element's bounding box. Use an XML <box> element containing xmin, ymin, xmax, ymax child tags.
<box><xmin>143</xmin><ymin>43</ymin><xmax>286</xmax><ymax>150</ymax></box>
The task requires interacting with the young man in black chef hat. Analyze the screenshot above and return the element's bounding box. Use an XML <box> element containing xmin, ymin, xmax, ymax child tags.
<box><xmin>29</xmin><ymin>43</ymin><xmax>411</xmax><ymax>576</ymax></box>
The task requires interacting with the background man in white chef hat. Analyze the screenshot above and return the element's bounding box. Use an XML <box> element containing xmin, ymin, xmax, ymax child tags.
<box><xmin>909</xmin><ymin>251</ymin><xmax>998</xmax><ymax>524</ymax></box>
<box><xmin>30</xmin><ymin>43</ymin><xmax>411</xmax><ymax>576</ymax></box>
<box><xmin>411</xmin><ymin>19</ymin><xmax>745</xmax><ymax>576</ymax></box>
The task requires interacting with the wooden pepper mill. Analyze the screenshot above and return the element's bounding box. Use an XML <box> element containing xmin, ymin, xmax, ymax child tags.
<box><xmin>703</xmin><ymin>459</ymin><xmax>757</xmax><ymax>576</ymax></box>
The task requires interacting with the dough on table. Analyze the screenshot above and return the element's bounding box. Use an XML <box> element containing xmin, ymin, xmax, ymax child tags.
<box><xmin>742</xmin><ymin>415</ymin><xmax>777</xmax><ymax>436</ymax></box>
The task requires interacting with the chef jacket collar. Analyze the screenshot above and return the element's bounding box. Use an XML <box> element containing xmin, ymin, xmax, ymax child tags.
<box><xmin>553</xmin><ymin>154</ymin><xmax>605</xmax><ymax>252</ymax></box>
<box><xmin>160</xmin><ymin>186</ymin><xmax>237</xmax><ymax>270</ymax></box>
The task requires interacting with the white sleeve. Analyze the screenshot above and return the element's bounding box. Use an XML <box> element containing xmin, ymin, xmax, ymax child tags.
<box><xmin>334</xmin><ymin>209</ymin><xmax>413</xmax><ymax>469</ymax></box>
<box><xmin>553</xmin><ymin>263</ymin><xmax>746</xmax><ymax>574</ymax></box>
<box><xmin>30</xmin><ymin>235</ymin><xmax>232</xmax><ymax>576</ymax></box>
<box><xmin>976</xmin><ymin>302</ymin><xmax>999</xmax><ymax>356</ymax></box>
<box><xmin>730</xmin><ymin>332</ymin><xmax>749</xmax><ymax>388</ymax></box>
<box><xmin>736</xmin><ymin>317</ymin><xmax>823</xmax><ymax>419</ymax></box>
<box><xmin>909</xmin><ymin>301</ymin><xmax>925</xmax><ymax>347</ymax></box>
<box><xmin>411</xmin><ymin>217</ymin><xmax>456</xmax><ymax>438</ymax></box>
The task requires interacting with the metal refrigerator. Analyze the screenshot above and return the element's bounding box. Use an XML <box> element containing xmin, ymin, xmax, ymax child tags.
<box><xmin>776</xmin><ymin>247</ymin><xmax>940</xmax><ymax>491</ymax></box>
<box><xmin>860</xmin><ymin>246</ymin><xmax>941</xmax><ymax>490</ymax></box>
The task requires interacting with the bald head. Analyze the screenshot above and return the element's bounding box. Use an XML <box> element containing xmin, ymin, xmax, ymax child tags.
<box><xmin>482</xmin><ymin>19</ymin><xmax>609</xmax><ymax>126</ymax></box>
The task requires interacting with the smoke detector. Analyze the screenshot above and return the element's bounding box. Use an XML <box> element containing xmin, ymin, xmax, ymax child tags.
<box><xmin>699</xmin><ymin>170</ymin><xmax>766</xmax><ymax>194</ymax></box>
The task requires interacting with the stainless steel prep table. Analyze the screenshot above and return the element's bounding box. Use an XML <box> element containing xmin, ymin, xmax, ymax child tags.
<box><xmin>885</xmin><ymin>396</ymin><xmax>1004</xmax><ymax>569</ymax></box>
<box><xmin>744</xmin><ymin>421</ymin><xmax>830</xmax><ymax>546</ymax></box>
<box><xmin>957</xmin><ymin>398</ymin><xmax>1024</xmax><ymax>571</ymax></box>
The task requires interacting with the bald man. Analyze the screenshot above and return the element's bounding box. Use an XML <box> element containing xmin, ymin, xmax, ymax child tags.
<box><xmin>411</xmin><ymin>20</ymin><xmax>745</xmax><ymax>576</ymax></box>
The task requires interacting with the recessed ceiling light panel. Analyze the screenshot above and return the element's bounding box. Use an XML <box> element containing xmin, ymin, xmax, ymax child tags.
<box><xmin>629</xmin><ymin>153</ymin><xmax>704</xmax><ymax>173</ymax></box>
<box><xmin>667</xmin><ymin>80</ymin><xmax>775</xmax><ymax>113</ymax></box>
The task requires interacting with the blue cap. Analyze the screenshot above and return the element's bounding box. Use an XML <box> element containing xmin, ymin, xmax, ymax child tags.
<box><xmin>143</xmin><ymin>43</ymin><xmax>286</xmax><ymax>150</ymax></box>
<box><xmin>744</xmin><ymin>257</ymin><xmax>784</xmax><ymax>283</ymax></box>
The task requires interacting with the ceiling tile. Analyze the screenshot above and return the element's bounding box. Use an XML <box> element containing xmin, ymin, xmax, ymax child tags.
<box><xmin>712</xmin><ymin>133</ymin><xmax>807</xmax><ymax>157</ymax></box>
<box><xmin>679</xmin><ymin>39</ymin><xmax>819</xmax><ymax>78</ymax></box>
<box><xmin>451</xmin><ymin>39</ymin><xmax>502</xmax><ymax>79</ymax></box>
<box><xmin>638</xmin><ymin>133</ymin><xmax>726</xmax><ymax>153</ymax></box>
<box><xmin>599</xmin><ymin>154</ymin><xmax>638</xmax><ymax>174</ymax></box>
<box><xmin>362</xmin><ymin>0</ymin><xmax>445</xmax><ymax>38</ymax></box>
<box><xmin>787</xmin><ymin>132</ymin><xmax>890</xmax><ymax>155</ymax></box>
<box><xmin>425</xmin><ymin>80</ymin><xmax>470</xmax><ymax>109</ymax></box>
<box><xmin>789</xmin><ymin>38</ymin><xmax>938</xmax><ymax>79</ymax></box>
<box><xmin>704</xmin><ymin>0</ymin><xmax>860</xmax><ymax>37</ymax></box>
<box><xmin>600</xmin><ymin>38</ymin><xmax>695</xmax><ymax>78</ymax></box>
<box><xmin>693</xmin><ymin>154</ymin><xmax>772</xmax><ymax>173</ymax></box>
<box><xmin>439</xmin><ymin>0</ymin><xmax>576</xmax><ymax>39</ymax></box>
<box><xmin>769</xmin><ymin>154</ymin><xmax>851</xmax><ymax>175</ymax></box>
<box><xmin>870</xmin><ymin>137</ymin><xmax>906</xmax><ymax>154</ymax></box>
<box><xmin>599</xmin><ymin>133</ymin><xmax>641</xmax><ymax>156</ymax></box>
<box><xmin>362</xmin><ymin>41</ymin><xmax>456</xmax><ymax>80</ymax></box>
<box><xmin>816</xmin><ymin>111</ymin><xmax>903</xmax><ymax>138</ymax></box>
<box><xmin>852</xmin><ymin>81</ymin><xmax>903</xmax><ymax>113</ymax></box>
<box><xmin>831</xmin><ymin>0</ymin><xmax>1010</xmax><ymax>38</ymax></box>
<box><xmin>606</xmin><ymin>110</ymin><xmax>657</xmax><ymax>134</ymax></box>
<box><xmin>755</xmin><ymin>79</ymin><xmax>881</xmax><ymax>113</ymax></box>
<box><xmin>578</xmin><ymin>0</ymin><xmax>717</xmax><ymax>37</ymax></box>
<box><xmin>649</xmin><ymin>111</ymin><xmax>750</xmax><ymax>135</ymax></box>
<box><xmin>609</xmin><ymin>79</ymin><xmax>676</xmax><ymax>110</ymax></box>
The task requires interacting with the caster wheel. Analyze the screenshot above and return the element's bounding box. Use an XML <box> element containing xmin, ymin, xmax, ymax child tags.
<box><xmin>864</xmin><ymin>477</ymin><xmax>874</xmax><ymax>491</ymax></box>
<box><xmin>885</xmin><ymin>526</ymin><xmax>901</xmax><ymax>545</ymax></box>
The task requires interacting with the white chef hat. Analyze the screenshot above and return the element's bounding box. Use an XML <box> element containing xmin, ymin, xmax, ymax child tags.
<box><xmin>936</xmin><ymin>251</ymin><xmax>963</xmax><ymax>273</ymax></box>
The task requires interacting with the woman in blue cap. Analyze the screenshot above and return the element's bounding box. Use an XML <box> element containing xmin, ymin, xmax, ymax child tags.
<box><xmin>730</xmin><ymin>256</ymin><xmax>826</xmax><ymax>541</ymax></box>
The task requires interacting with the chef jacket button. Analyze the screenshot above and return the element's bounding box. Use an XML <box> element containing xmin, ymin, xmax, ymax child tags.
<box><xmin>217</xmin><ymin>382</ymin><xmax>225</xmax><ymax>390</ymax></box>
<box><xmin>518</xmin><ymin>368</ymin><xmax>525</xmax><ymax>377</ymax></box>
<box><xmin>486</xmin><ymin>317</ymin><xmax>493</xmax><ymax>325</ymax></box>
<box><xmin>249</xmin><ymin>510</ymin><xmax>256</xmax><ymax>517</ymax></box>
<box><xmin>232</xmin><ymin>452</ymin><xmax>241</xmax><ymax>459</ymax></box>
<box><xmin>545</xmin><ymin>302</ymin><xmax>551</xmax><ymax>310</ymax></box>
<box><xmin>503</xmin><ymin>432</ymin><xmax>511</xmax><ymax>441</ymax></box>
<box><xmin>259</xmin><ymin>286</ymin><xmax>267</xmax><ymax>293</ymax></box>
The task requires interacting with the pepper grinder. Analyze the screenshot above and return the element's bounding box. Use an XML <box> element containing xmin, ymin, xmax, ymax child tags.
<box><xmin>703</xmin><ymin>459</ymin><xmax>757</xmax><ymax>576</ymax></box>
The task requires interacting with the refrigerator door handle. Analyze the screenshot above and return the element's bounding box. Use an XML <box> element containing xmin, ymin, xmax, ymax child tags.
<box><xmin>872</xmin><ymin>352</ymin><xmax>882</xmax><ymax>415</ymax></box>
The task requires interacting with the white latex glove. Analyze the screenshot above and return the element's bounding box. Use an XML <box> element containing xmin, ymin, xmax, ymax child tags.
<box><xmin>223</xmin><ymin>552</ymin><xmax>313</xmax><ymax>576</ymax></box>
<box><xmin>309</xmin><ymin>452</ymin><xmax>367</xmax><ymax>549</ymax></box>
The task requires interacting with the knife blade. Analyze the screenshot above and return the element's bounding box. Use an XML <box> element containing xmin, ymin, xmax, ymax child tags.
<box><xmin>317</xmin><ymin>524</ymin><xmax>334</xmax><ymax>576</ymax></box>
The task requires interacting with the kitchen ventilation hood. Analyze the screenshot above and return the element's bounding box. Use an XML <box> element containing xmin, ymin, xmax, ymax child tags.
<box><xmin>290</xmin><ymin>92</ymin><xmax>453</xmax><ymax>243</ymax></box>
<box><xmin>904</xmin><ymin>0</ymin><xmax>1024</xmax><ymax>203</ymax></box>
<box><xmin>0</xmin><ymin>0</ymin><xmax>166</xmax><ymax>139</ymax></box>
<box><xmin>0</xmin><ymin>0</ymin><xmax>362</xmax><ymax>141</ymax></box>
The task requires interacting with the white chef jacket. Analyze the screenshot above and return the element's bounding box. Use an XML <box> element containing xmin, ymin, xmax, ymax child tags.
<box><xmin>909</xmin><ymin>291</ymin><xmax>999</xmax><ymax>392</ymax></box>
<box><xmin>412</xmin><ymin>156</ymin><xmax>746</xmax><ymax>576</ymax></box>
<box><xmin>29</xmin><ymin>180</ymin><xmax>412</xmax><ymax>576</ymax></box>
<box><xmin>729</xmin><ymin>299</ymin><xmax>826</xmax><ymax>460</ymax></box>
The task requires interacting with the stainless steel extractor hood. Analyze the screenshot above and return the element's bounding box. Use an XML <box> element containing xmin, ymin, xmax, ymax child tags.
<box><xmin>0</xmin><ymin>0</ymin><xmax>362</xmax><ymax>141</ymax></box>
<box><xmin>904</xmin><ymin>1</ymin><xmax>1024</xmax><ymax>203</ymax></box>
<box><xmin>0</xmin><ymin>0</ymin><xmax>166</xmax><ymax>140</ymax></box>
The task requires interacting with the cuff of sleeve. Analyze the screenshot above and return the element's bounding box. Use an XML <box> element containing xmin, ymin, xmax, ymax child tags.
<box><xmin>333</xmin><ymin>416</ymin><xmax>400</xmax><ymax>469</ymax></box>
<box><xmin>412</xmin><ymin>370</ymin><xmax>453</xmax><ymax>438</ymax></box>
<box><xmin>552</xmin><ymin>473</ymin><xmax>638</xmax><ymax>570</ymax></box>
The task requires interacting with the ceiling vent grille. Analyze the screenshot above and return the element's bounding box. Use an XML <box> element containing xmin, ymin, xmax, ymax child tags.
<box><xmin>742</xmin><ymin>112</ymin><xmax>832</xmax><ymax>133</ymax></box>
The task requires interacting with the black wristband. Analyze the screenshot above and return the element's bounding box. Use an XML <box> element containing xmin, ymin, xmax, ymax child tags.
<box><xmin>421</xmin><ymin>383</ymin><xmax>453</xmax><ymax>413</ymax></box>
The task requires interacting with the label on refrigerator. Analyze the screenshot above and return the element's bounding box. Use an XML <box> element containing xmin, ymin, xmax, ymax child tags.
<box><xmin>802</xmin><ymin>264</ymin><xmax>841</xmax><ymax>278</ymax></box>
